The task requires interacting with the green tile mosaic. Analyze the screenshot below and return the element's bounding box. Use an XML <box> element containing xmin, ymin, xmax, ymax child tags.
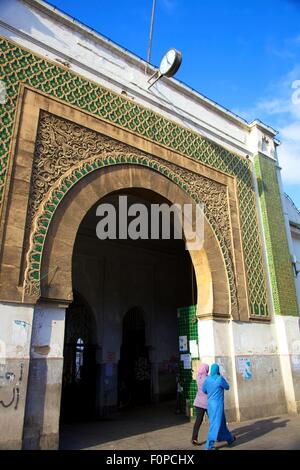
<box><xmin>254</xmin><ymin>153</ymin><xmax>299</xmax><ymax>316</ymax></box>
<box><xmin>177</xmin><ymin>305</ymin><xmax>198</xmax><ymax>418</ymax></box>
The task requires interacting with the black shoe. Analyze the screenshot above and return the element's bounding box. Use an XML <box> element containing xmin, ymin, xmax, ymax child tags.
<box><xmin>228</xmin><ymin>436</ymin><xmax>236</xmax><ymax>446</ymax></box>
<box><xmin>191</xmin><ymin>439</ymin><xmax>202</xmax><ymax>446</ymax></box>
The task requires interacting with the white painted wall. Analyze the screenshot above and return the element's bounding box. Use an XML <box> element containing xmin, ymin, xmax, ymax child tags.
<box><xmin>0</xmin><ymin>0</ymin><xmax>277</xmax><ymax>159</ymax></box>
<box><xmin>0</xmin><ymin>302</ymin><xmax>34</xmax><ymax>449</ymax></box>
<box><xmin>31</xmin><ymin>303</ymin><xmax>66</xmax><ymax>359</ymax></box>
<box><xmin>198</xmin><ymin>317</ymin><xmax>300</xmax><ymax>419</ymax></box>
<box><xmin>0</xmin><ymin>302</ymin><xmax>34</xmax><ymax>360</ymax></box>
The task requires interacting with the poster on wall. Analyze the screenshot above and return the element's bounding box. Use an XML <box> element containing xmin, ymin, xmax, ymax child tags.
<box><xmin>179</xmin><ymin>335</ymin><xmax>188</xmax><ymax>352</ymax></box>
<box><xmin>180</xmin><ymin>353</ymin><xmax>191</xmax><ymax>369</ymax></box>
<box><xmin>237</xmin><ymin>357</ymin><xmax>252</xmax><ymax>380</ymax></box>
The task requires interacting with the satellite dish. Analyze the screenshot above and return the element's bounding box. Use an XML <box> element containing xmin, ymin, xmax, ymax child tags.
<box><xmin>159</xmin><ymin>49</ymin><xmax>182</xmax><ymax>78</ymax></box>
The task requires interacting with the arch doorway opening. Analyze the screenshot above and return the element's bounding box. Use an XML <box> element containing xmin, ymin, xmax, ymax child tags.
<box><xmin>59</xmin><ymin>187</ymin><xmax>197</xmax><ymax>425</ymax></box>
<box><xmin>118</xmin><ymin>307</ymin><xmax>151</xmax><ymax>409</ymax></box>
<box><xmin>60</xmin><ymin>293</ymin><xmax>97</xmax><ymax>423</ymax></box>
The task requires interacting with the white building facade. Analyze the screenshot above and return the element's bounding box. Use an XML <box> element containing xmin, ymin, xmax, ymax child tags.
<box><xmin>0</xmin><ymin>0</ymin><xmax>299</xmax><ymax>449</ymax></box>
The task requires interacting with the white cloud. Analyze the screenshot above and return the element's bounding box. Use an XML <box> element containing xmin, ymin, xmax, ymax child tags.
<box><xmin>235</xmin><ymin>62</ymin><xmax>300</xmax><ymax>185</ymax></box>
<box><xmin>280</xmin><ymin>122</ymin><xmax>300</xmax><ymax>141</ymax></box>
<box><xmin>278</xmin><ymin>140</ymin><xmax>300</xmax><ymax>184</ymax></box>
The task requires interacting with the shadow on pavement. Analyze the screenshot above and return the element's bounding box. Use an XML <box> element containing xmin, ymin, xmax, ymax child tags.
<box><xmin>59</xmin><ymin>400</ymin><xmax>190</xmax><ymax>449</ymax></box>
<box><xmin>215</xmin><ymin>416</ymin><xmax>290</xmax><ymax>449</ymax></box>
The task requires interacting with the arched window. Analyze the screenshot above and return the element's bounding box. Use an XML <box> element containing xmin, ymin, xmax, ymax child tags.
<box><xmin>75</xmin><ymin>338</ymin><xmax>84</xmax><ymax>382</ymax></box>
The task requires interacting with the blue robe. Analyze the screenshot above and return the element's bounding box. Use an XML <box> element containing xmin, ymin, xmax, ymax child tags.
<box><xmin>202</xmin><ymin>375</ymin><xmax>233</xmax><ymax>449</ymax></box>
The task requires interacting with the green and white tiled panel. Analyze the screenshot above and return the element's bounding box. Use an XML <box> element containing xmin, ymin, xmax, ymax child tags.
<box><xmin>177</xmin><ymin>305</ymin><xmax>198</xmax><ymax>418</ymax></box>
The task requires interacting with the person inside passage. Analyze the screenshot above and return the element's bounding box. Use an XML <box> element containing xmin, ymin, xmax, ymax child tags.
<box><xmin>202</xmin><ymin>363</ymin><xmax>236</xmax><ymax>450</ymax></box>
<box><xmin>191</xmin><ymin>363</ymin><xmax>209</xmax><ymax>445</ymax></box>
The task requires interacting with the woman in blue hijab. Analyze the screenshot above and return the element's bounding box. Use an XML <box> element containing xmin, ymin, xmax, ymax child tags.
<box><xmin>202</xmin><ymin>363</ymin><xmax>236</xmax><ymax>450</ymax></box>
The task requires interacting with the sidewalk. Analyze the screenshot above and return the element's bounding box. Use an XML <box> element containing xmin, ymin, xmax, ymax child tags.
<box><xmin>60</xmin><ymin>401</ymin><xmax>300</xmax><ymax>450</ymax></box>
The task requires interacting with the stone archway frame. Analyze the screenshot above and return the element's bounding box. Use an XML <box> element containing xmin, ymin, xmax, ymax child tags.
<box><xmin>0</xmin><ymin>87</ymin><xmax>250</xmax><ymax>321</ymax></box>
<box><xmin>29</xmin><ymin>164</ymin><xmax>231</xmax><ymax>320</ymax></box>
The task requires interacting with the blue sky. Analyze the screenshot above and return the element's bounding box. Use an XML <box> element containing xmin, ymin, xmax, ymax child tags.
<box><xmin>50</xmin><ymin>0</ymin><xmax>300</xmax><ymax>208</ymax></box>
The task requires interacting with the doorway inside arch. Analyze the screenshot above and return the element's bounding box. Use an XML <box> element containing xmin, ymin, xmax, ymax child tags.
<box><xmin>118</xmin><ymin>307</ymin><xmax>151</xmax><ymax>409</ymax></box>
<box><xmin>59</xmin><ymin>187</ymin><xmax>197</xmax><ymax>424</ymax></box>
<box><xmin>60</xmin><ymin>293</ymin><xmax>97</xmax><ymax>423</ymax></box>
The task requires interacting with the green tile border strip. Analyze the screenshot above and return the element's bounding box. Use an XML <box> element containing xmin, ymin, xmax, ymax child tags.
<box><xmin>0</xmin><ymin>36</ymin><xmax>268</xmax><ymax>317</ymax></box>
<box><xmin>177</xmin><ymin>305</ymin><xmax>198</xmax><ymax>418</ymax></box>
<box><xmin>254</xmin><ymin>153</ymin><xmax>299</xmax><ymax>316</ymax></box>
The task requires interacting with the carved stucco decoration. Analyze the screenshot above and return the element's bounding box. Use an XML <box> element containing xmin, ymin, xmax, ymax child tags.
<box><xmin>23</xmin><ymin>111</ymin><xmax>238</xmax><ymax>313</ymax></box>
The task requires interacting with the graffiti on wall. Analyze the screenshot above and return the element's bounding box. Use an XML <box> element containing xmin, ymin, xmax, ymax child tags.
<box><xmin>0</xmin><ymin>318</ymin><xmax>30</xmax><ymax>410</ymax></box>
<box><xmin>0</xmin><ymin>362</ymin><xmax>23</xmax><ymax>410</ymax></box>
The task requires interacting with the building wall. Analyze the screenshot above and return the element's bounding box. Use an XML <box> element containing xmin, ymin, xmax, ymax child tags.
<box><xmin>0</xmin><ymin>303</ymin><xmax>34</xmax><ymax>449</ymax></box>
<box><xmin>254</xmin><ymin>153</ymin><xmax>298</xmax><ymax>317</ymax></box>
<box><xmin>0</xmin><ymin>36</ymin><xmax>270</xmax><ymax>321</ymax></box>
<box><xmin>198</xmin><ymin>319</ymin><xmax>289</xmax><ymax>422</ymax></box>
<box><xmin>22</xmin><ymin>304</ymin><xmax>66</xmax><ymax>450</ymax></box>
<box><xmin>0</xmin><ymin>0</ymin><xmax>300</xmax><ymax>451</ymax></box>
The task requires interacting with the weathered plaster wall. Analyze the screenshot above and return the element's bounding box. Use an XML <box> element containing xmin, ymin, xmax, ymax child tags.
<box><xmin>0</xmin><ymin>302</ymin><xmax>34</xmax><ymax>449</ymax></box>
<box><xmin>231</xmin><ymin>321</ymin><xmax>287</xmax><ymax>420</ymax></box>
<box><xmin>198</xmin><ymin>319</ymin><xmax>290</xmax><ymax>422</ymax></box>
<box><xmin>22</xmin><ymin>303</ymin><xmax>65</xmax><ymax>450</ymax></box>
<box><xmin>275</xmin><ymin>316</ymin><xmax>300</xmax><ymax>413</ymax></box>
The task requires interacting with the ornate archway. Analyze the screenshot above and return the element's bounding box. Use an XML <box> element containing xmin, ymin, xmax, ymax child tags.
<box><xmin>0</xmin><ymin>88</ymin><xmax>252</xmax><ymax>321</ymax></box>
<box><xmin>26</xmin><ymin>163</ymin><xmax>230</xmax><ymax>318</ymax></box>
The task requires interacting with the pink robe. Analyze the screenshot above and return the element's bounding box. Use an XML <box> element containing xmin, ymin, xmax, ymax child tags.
<box><xmin>193</xmin><ymin>363</ymin><xmax>209</xmax><ymax>409</ymax></box>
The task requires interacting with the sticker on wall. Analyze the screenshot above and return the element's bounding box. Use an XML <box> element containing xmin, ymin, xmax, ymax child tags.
<box><xmin>180</xmin><ymin>353</ymin><xmax>192</xmax><ymax>369</ymax></box>
<box><xmin>179</xmin><ymin>336</ymin><xmax>188</xmax><ymax>352</ymax></box>
<box><xmin>237</xmin><ymin>357</ymin><xmax>252</xmax><ymax>380</ymax></box>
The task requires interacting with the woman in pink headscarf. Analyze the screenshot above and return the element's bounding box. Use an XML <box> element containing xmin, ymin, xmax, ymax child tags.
<box><xmin>191</xmin><ymin>363</ymin><xmax>209</xmax><ymax>445</ymax></box>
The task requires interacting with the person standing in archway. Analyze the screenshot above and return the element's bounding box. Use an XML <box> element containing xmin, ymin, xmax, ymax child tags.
<box><xmin>191</xmin><ymin>363</ymin><xmax>209</xmax><ymax>445</ymax></box>
<box><xmin>202</xmin><ymin>363</ymin><xmax>236</xmax><ymax>450</ymax></box>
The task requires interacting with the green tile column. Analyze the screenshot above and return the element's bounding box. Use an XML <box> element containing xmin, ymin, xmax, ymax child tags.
<box><xmin>254</xmin><ymin>153</ymin><xmax>298</xmax><ymax>316</ymax></box>
<box><xmin>177</xmin><ymin>305</ymin><xmax>198</xmax><ymax>418</ymax></box>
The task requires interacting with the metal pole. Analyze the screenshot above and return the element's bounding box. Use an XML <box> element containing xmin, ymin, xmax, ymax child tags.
<box><xmin>147</xmin><ymin>0</ymin><xmax>157</xmax><ymax>64</ymax></box>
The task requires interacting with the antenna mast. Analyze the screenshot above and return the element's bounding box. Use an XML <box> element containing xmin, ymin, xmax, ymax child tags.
<box><xmin>147</xmin><ymin>0</ymin><xmax>157</xmax><ymax>63</ymax></box>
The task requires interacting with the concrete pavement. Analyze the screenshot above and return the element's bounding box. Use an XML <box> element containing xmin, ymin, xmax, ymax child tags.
<box><xmin>60</xmin><ymin>401</ymin><xmax>300</xmax><ymax>450</ymax></box>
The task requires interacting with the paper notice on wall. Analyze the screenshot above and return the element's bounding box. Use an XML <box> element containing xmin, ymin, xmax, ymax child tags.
<box><xmin>189</xmin><ymin>340</ymin><xmax>199</xmax><ymax>358</ymax></box>
<box><xmin>180</xmin><ymin>353</ymin><xmax>191</xmax><ymax>369</ymax></box>
<box><xmin>291</xmin><ymin>355</ymin><xmax>300</xmax><ymax>370</ymax></box>
<box><xmin>179</xmin><ymin>335</ymin><xmax>188</xmax><ymax>352</ymax></box>
<box><xmin>12</xmin><ymin>320</ymin><xmax>30</xmax><ymax>348</ymax></box>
